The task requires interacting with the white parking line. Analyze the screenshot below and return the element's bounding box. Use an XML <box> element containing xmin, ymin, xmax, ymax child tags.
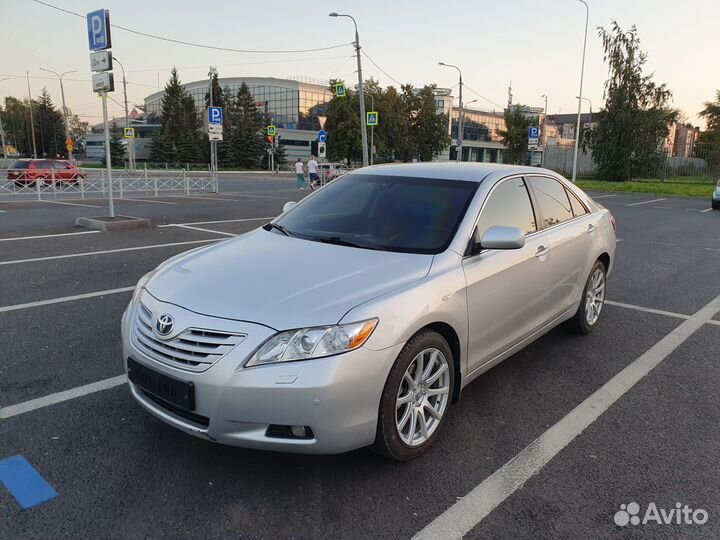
<box><xmin>172</xmin><ymin>224</ymin><xmax>237</xmax><ymax>237</ymax></box>
<box><xmin>625</xmin><ymin>198</ymin><xmax>667</xmax><ymax>207</ymax></box>
<box><xmin>700</xmin><ymin>208</ymin><xmax>714</xmax><ymax>213</ymax></box>
<box><xmin>591</xmin><ymin>194</ymin><xmax>617</xmax><ymax>199</ymax></box>
<box><xmin>168</xmin><ymin>195</ymin><xmax>239</xmax><ymax>202</ymax></box>
<box><xmin>413</xmin><ymin>291</ymin><xmax>720</xmax><ymax>540</ymax></box>
<box><xmin>0</xmin><ymin>287</ymin><xmax>134</xmax><ymax>314</ymax></box>
<box><xmin>41</xmin><ymin>200</ymin><xmax>103</xmax><ymax>208</ymax></box>
<box><xmin>119</xmin><ymin>198</ymin><xmax>176</xmax><ymax>205</ymax></box>
<box><xmin>605</xmin><ymin>300</ymin><xmax>689</xmax><ymax>320</ymax></box>
<box><xmin>0</xmin><ymin>375</ymin><xmax>127</xmax><ymax>420</ymax></box>
<box><xmin>706</xmin><ymin>248</ymin><xmax>720</xmax><ymax>252</ymax></box>
<box><xmin>0</xmin><ymin>230</ymin><xmax>101</xmax><ymax>242</ymax></box>
<box><xmin>646</xmin><ymin>241</ymin><xmax>675</xmax><ymax>246</ymax></box>
<box><xmin>0</xmin><ymin>239</ymin><xmax>218</xmax><ymax>266</ymax></box>
<box><xmin>159</xmin><ymin>216</ymin><xmax>274</xmax><ymax>227</ymax></box>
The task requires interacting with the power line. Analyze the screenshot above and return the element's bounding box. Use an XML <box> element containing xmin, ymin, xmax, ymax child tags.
<box><xmin>31</xmin><ymin>0</ymin><xmax>353</xmax><ymax>54</ymax></box>
<box><xmin>361</xmin><ymin>50</ymin><xmax>404</xmax><ymax>87</ymax></box>
<box><xmin>463</xmin><ymin>84</ymin><xmax>505</xmax><ymax>110</ymax></box>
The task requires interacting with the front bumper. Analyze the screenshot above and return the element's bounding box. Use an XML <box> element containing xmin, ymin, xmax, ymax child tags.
<box><xmin>121</xmin><ymin>291</ymin><xmax>402</xmax><ymax>454</ymax></box>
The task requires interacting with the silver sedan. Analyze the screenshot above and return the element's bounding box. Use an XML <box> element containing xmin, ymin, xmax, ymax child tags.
<box><xmin>121</xmin><ymin>163</ymin><xmax>616</xmax><ymax>460</ymax></box>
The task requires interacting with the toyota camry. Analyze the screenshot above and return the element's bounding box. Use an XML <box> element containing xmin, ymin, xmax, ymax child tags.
<box><xmin>121</xmin><ymin>163</ymin><xmax>616</xmax><ymax>460</ymax></box>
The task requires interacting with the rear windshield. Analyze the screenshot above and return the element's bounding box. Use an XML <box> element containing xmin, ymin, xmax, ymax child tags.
<box><xmin>11</xmin><ymin>161</ymin><xmax>30</xmax><ymax>169</ymax></box>
<box><xmin>274</xmin><ymin>174</ymin><xmax>478</xmax><ymax>254</ymax></box>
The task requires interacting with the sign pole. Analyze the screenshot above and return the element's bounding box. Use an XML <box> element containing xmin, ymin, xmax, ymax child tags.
<box><xmin>101</xmin><ymin>91</ymin><xmax>114</xmax><ymax>218</ymax></box>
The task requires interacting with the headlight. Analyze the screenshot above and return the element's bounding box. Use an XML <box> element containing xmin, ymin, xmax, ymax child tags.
<box><xmin>245</xmin><ymin>319</ymin><xmax>378</xmax><ymax>367</ymax></box>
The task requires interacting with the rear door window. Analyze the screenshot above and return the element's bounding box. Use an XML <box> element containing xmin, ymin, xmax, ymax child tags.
<box><xmin>528</xmin><ymin>176</ymin><xmax>574</xmax><ymax>228</ymax></box>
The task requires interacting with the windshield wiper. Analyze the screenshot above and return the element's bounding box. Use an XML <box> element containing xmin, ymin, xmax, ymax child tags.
<box><xmin>263</xmin><ymin>222</ymin><xmax>293</xmax><ymax>237</ymax></box>
<box><xmin>315</xmin><ymin>236</ymin><xmax>385</xmax><ymax>251</ymax></box>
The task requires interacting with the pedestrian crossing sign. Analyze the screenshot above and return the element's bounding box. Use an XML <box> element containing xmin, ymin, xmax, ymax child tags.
<box><xmin>366</xmin><ymin>112</ymin><xmax>378</xmax><ymax>126</ymax></box>
<box><xmin>334</xmin><ymin>83</ymin><xmax>346</xmax><ymax>97</ymax></box>
<box><xmin>124</xmin><ymin>127</ymin><xmax>135</xmax><ymax>139</ymax></box>
<box><xmin>267</xmin><ymin>125</ymin><xmax>277</xmax><ymax>136</ymax></box>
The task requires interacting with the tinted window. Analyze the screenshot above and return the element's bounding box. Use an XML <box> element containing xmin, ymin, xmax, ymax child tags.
<box><xmin>275</xmin><ymin>174</ymin><xmax>478</xmax><ymax>254</ymax></box>
<box><xmin>567</xmin><ymin>190</ymin><xmax>588</xmax><ymax>216</ymax></box>
<box><xmin>11</xmin><ymin>161</ymin><xmax>30</xmax><ymax>169</ymax></box>
<box><xmin>475</xmin><ymin>177</ymin><xmax>537</xmax><ymax>241</ymax></box>
<box><xmin>529</xmin><ymin>176</ymin><xmax>574</xmax><ymax>228</ymax></box>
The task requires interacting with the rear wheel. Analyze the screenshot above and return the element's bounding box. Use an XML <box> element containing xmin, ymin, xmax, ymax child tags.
<box><xmin>373</xmin><ymin>330</ymin><xmax>454</xmax><ymax>461</ymax></box>
<box><xmin>712</xmin><ymin>200</ymin><xmax>720</xmax><ymax>210</ymax></box>
<box><xmin>566</xmin><ymin>260</ymin><xmax>607</xmax><ymax>334</ymax></box>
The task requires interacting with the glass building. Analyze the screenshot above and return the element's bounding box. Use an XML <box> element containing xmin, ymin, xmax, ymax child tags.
<box><xmin>143</xmin><ymin>76</ymin><xmax>333</xmax><ymax>160</ymax></box>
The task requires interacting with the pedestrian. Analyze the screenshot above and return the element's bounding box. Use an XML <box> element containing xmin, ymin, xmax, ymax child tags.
<box><xmin>294</xmin><ymin>158</ymin><xmax>307</xmax><ymax>190</ymax></box>
<box><xmin>307</xmin><ymin>155</ymin><xmax>319</xmax><ymax>190</ymax></box>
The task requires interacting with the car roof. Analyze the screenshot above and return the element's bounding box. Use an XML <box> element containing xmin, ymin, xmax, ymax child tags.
<box><xmin>352</xmin><ymin>162</ymin><xmax>557</xmax><ymax>183</ymax></box>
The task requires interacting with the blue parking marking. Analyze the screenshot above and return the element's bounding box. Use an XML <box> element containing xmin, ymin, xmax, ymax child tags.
<box><xmin>0</xmin><ymin>455</ymin><xmax>58</xmax><ymax>509</ymax></box>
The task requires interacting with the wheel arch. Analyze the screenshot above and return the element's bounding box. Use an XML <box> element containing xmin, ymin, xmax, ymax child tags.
<box><xmin>416</xmin><ymin>322</ymin><xmax>462</xmax><ymax>404</ymax></box>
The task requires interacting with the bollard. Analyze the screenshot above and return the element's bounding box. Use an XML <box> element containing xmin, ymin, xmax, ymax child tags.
<box><xmin>119</xmin><ymin>168</ymin><xmax>124</xmax><ymax>199</ymax></box>
<box><xmin>80</xmin><ymin>170</ymin><xmax>85</xmax><ymax>199</ymax></box>
<box><xmin>51</xmin><ymin>168</ymin><xmax>57</xmax><ymax>198</ymax></box>
<box><xmin>184</xmin><ymin>169</ymin><xmax>189</xmax><ymax>196</ymax></box>
<box><xmin>36</xmin><ymin>174</ymin><xmax>41</xmax><ymax>200</ymax></box>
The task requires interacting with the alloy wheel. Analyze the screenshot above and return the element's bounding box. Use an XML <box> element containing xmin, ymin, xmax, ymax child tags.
<box><xmin>585</xmin><ymin>267</ymin><xmax>606</xmax><ymax>326</ymax></box>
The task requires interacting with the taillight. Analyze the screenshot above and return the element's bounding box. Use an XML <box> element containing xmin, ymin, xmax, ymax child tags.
<box><xmin>610</xmin><ymin>215</ymin><xmax>617</xmax><ymax>232</ymax></box>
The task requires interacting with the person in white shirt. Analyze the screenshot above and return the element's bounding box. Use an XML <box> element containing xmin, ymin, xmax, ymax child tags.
<box><xmin>294</xmin><ymin>158</ymin><xmax>306</xmax><ymax>190</ymax></box>
<box><xmin>307</xmin><ymin>155</ymin><xmax>319</xmax><ymax>190</ymax></box>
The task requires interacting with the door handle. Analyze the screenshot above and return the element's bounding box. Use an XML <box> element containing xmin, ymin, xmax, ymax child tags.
<box><xmin>587</xmin><ymin>223</ymin><xmax>597</xmax><ymax>234</ymax></box>
<box><xmin>535</xmin><ymin>245</ymin><xmax>549</xmax><ymax>258</ymax></box>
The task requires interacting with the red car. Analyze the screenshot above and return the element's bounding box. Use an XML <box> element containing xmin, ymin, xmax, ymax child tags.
<box><xmin>7</xmin><ymin>159</ymin><xmax>87</xmax><ymax>187</ymax></box>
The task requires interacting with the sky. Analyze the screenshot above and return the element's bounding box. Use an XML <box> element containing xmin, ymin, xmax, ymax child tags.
<box><xmin>0</xmin><ymin>0</ymin><xmax>717</xmax><ymax>128</ymax></box>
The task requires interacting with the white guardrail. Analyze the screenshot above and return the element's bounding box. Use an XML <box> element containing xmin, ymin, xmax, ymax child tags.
<box><xmin>0</xmin><ymin>168</ymin><xmax>217</xmax><ymax>200</ymax></box>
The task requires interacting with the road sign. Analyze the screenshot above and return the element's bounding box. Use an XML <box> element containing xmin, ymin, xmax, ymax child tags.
<box><xmin>209</xmin><ymin>132</ymin><xmax>223</xmax><ymax>142</ymax></box>
<box><xmin>86</xmin><ymin>9</ymin><xmax>111</xmax><ymax>51</ymax></box>
<box><xmin>267</xmin><ymin>125</ymin><xmax>277</xmax><ymax>136</ymax></box>
<box><xmin>207</xmin><ymin>106</ymin><xmax>223</xmax><ymax>125</ymax></box>
<box><xmin>208</xmin><ymin>124</ymin><xmax>223</xmax><ymax>134</ymax></box>
<box><xmin>318</xmin><ymin>142</ymin><xmax>327</xmax><ymax>158</ymax></box>
<box><xmin>366</xmin><ymin>111</ymin><xmax>378</xmax><ymax>126</ymax></box>
<box><xmin>528</xmin><ymin>126</ymin><xmax>540</xmax><ymax>149</ymax></box>
<box><xmin>92</xmin><ymin>72</ymin><xmax>114</xmax><ymax>93</ymax></box>
<box><xmin>334</xmin><ymin>83</ymin><xmax>346</xmax><ymax>97</ymax></box>
<box><xmin>123</xmin><ymin>127</ymin><xmax>135</xmax><ymax>139</ymax></box>
<box><xmin>318</xmin><ymin>129</ymin><xmax>327</xmax><ymax>142</ymax></box>
<box><xmin>89</xmin><ymin>50</ymin><xmax>113</xmax><ymax>72</ymax></box>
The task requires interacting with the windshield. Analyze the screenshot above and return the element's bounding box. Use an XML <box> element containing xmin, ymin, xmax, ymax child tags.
<box><xmin>274</xmin><ymin>173</ymin><xmax>478</xmax><ymax>254</ymax></box>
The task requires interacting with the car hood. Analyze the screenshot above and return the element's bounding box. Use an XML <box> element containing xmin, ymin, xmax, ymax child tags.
<box><xmin>146</xmin><ymin>228</ymin><xmax>433</xmax><ymax>330</ymax></box>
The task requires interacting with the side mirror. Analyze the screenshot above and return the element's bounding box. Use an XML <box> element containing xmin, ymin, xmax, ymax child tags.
<box><xmin>477</xmin><ymin>225</ymin><xmax>525</xmax><ymax>250</ymax></box>
<box><xmin>282</xmin><ymin>201</ymin><xmax>297</xmax><ymax>213</ymax></box>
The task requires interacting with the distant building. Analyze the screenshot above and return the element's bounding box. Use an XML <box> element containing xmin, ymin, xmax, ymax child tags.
<box><xmin>665</xmin><ymin>122</ymin><xmax>700</xmax><ymax>158</ymax></box>
<box><xmin>544</xmin><ymin>113</ymin><xmax>593</xmax><ymax>145</ymax></box>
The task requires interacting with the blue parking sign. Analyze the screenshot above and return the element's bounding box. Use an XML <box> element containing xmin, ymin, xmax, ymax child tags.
<box><xmin>86</xmin><ymin>9</ymin><xmax>111</xmax><ymax>51</ymax></box>
<box><xmin>528</xmin><ymin>126</ymin><xmax>540</xmax><ymax>139</ymax></box>
<box><xmin>208</xmin><ymin>107</ymin><xmax>223</xmax><ymax>124</ymax></box>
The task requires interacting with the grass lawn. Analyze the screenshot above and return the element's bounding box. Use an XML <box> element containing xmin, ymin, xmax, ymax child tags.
<box><xmin>576</xmin><ymin>179</ymin><xmax>716</xmax><ymax>198</ymax></box>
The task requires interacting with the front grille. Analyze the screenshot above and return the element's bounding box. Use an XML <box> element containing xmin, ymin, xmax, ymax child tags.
<box><xmin>133</xmin><ymin>303</ymin><xmax>245</xmax><ymax>372</ymax></box>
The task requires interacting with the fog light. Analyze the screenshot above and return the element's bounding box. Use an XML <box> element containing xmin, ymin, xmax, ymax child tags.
<box><xmin>266</xmin><ymin>424</ymin><xmax>314</xmax><ymax>440</ymax></box>
<box><xmin>291</xmin><ymin>425</ymin><xmax>307</xmax><ymax>438</ymax></box>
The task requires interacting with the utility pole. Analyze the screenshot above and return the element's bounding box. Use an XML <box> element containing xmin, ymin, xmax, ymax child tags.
<box><xmin>370</xmin><ymin>94</ymin><xmax>374</xmax><ymax>165</ymax></box>
<box><xmin>40</xmin><ymin>68</ymin><xmax>77</xmax><ymax>161</ymax></box>
<box><xmin>329</xmin><ymin>12</ymin><xmax>369</xmax><ymax>167</ymax></box>
<box><xmin>541</xmin><ymin>94</ymin><xmax>548</xmax><ymax>167</ymax></box>
<box><xmin>0</xmin><ymin>78</ymin><xmax>8</xmax><ymax>163</ymax></box>
<box><xmin>572</xmin><ymin>0</ymin><xmax>589</xmax><ymax>183</ymax></box>
<box><xmin>26</xmin><ymin>71</ymin><xmax>37</xmax><ymax>158</ymax></box>
<box><xmin>208</xmin><ymin>66</ymin><xmax>218</xmax><ymax>186</ymax></box>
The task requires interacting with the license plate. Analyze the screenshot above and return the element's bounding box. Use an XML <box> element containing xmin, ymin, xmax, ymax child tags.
<box><xmin>127</xmin><ymin>358</ymin><xmax>195</xmax><ymax>411</ymax></box>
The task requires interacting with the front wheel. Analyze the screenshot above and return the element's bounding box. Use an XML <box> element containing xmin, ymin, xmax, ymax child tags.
<box><xmin>566</xmin><ymin>260</ymin><xmax>607</xmax><ymax>334</ymax></box>
<box><xmin>373</xmin><ymin>330</ymin><xmax>454</xmax><ymax>461</ymax></box>
<box><xmin>712</xmin><ymin>200</ymin><xmax>720</xmax><ymax>210</ymax></box>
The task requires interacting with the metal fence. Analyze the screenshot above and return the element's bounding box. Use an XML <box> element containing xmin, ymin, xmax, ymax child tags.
<box><xmin>0</xmin><ymin>167</ymin><xmax>217</xmax><ymax>200</ymax></box>
<box><xmin>543</xmin><ymin>142</ymin><xmax>720</xmax><ymax>181</ymax></box>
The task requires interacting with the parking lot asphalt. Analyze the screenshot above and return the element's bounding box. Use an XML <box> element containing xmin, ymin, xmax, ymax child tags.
<box><xmin>1</xmin><ymin>184</ymin><xmax>719</xmax><ymax>539</ymax></box>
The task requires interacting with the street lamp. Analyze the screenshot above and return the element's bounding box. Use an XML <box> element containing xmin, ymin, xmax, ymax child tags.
<box><xmin>439</xmin><ymin>62</ymin><xmax>463</xmax><ymax>162</ymax></box>
<box><xmin>208</xmin><ymin>66</ymin><xmax>218</xmax><ymax>185</ymax></box>
<box><xmin>571</xmin><ymin>0</ymin><xmax>589</xmax><ymax>183</ymax></box>
<box><xmin>541</xmin><ymin>94</ymin><xmax>548</xmax><ymax>166</ymax></box>
<box><xmin>112</xmin><ymin>56</ymin><xmax>134</xmax><ymax>170</ymax></box>
<box><xmin>39</xmin><ymin>68</ymin><xmax>77</xmax><ymax>160</ymax></box>
<box><xmin>576</xmin><ymin>95</ymin><xmax>593</xmax><ymax>122</ymax></box>
<box><xmin>329</xmin><ymin>12</ymin><xmax>369</xmax><ymax>167</ymax></box>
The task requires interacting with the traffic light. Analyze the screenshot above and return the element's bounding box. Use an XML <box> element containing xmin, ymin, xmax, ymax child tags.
<box><xmin>267</xmin><ymin>135</ymin><xmax>273</xmax><ymax>145</ymax></box>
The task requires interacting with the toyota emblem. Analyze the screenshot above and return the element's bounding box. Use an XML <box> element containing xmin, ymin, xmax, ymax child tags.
<box><xmin>155</xmin><ymin>313</ymin><xmax>174</xmax><ymax>336</ymax></box>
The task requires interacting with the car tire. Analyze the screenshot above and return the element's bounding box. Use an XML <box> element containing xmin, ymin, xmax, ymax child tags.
<box><xmin>566</xmin><ymin>259</ymin><xmax>607</xmax><ymax>334</ymax></box>
<box><xmin>372</xmin><ymin>330</ymin><xmax>455</xmax><ymax>461</ymax></box>
<box><xmin>712</xmin><ymin>200</ymin><xmax>720</xmax><ymax>210</ymax></box>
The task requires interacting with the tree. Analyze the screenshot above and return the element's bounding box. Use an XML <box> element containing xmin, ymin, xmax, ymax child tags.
<box><xmin>229</xmin><ymin>82</ymin><xmax>264</xmax><ymax>168</ymax></box>
<box><xmin>584</xmin><ymin>22</ymin><xmax>677</xmax><ymax>181</ymax></box>
<box><xmin>150</xmin><ymin>68</ymin><xmax>202</xmax><ymax>164</ymax></box>
<box><xmin>34</xmin><ymin>88</ymin><xmax>65</xmax><ymax>158</ymax></box>
<box><xmin>401</xmin><ymin>84</ymin><xmax>451</xmax><ymax>161</ymax></box>
<box><xmin>697</xmin><ymin>90</ymin><xmax>720</xmax><ymax>167</ymax></box>
<box><xmin>325</xmin><ymin>79</ymin><xmax>363</xmax><ymax>164</ymax></box>
<box><xmin>3</xmin><ymin>97</ymin><xmax>33</xmax><ymax>156</ymax></box>
<box><xmin>103</xmin><ymin>119</ymin><xmax>126</xmax><ymax>166</ymax></box>
<box><xmin>496</xmin><ymin>106</ymin><xmax>532</xmax><ymax>165</ymax></box>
